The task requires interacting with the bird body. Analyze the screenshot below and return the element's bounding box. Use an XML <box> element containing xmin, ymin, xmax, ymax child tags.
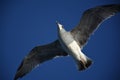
<box><xmin>14</xmin><ymin>4</ymin><xmax>120</xmax><ymax>80</ymax></box>
<box><xmin>57</xmin><ymin>23</ymin><xmax>92</xmax><ymax>70</ymax></box>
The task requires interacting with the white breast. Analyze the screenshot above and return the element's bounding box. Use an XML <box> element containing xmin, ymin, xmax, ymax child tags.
<box><xmin>58</xmin><ymin>31</ymin><xmax>86</xmax><ymax>62</ymax></box>
<box><xmin>67</xmin><ymin>40</ymin><xmax>87</xmax><ymax>61</ymax></box>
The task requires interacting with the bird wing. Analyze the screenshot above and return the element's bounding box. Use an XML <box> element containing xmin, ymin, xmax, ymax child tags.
<box><xmin>14</xmin><ymin>40</ymin><xmax>67</xmax><ymax>80</ymax></box>
<box><xmin>71</xmin><ymin>4</ymin><xmax>120</xmax><ymax>46</ymax></box>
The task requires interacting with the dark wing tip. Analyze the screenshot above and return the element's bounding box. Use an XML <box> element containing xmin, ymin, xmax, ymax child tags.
<box><xmin>102</xmin><ymin>4</ymin><xmax>120</xmax><ymax>8</ymax></box>
<box><xmin>14</xmin><ymin>72</ymin><xmax>24</xmax><ymax>80</ymax></box>
<box><xmin>14</xmin><ymin>61</ymin><xmax>23</xmax><ymax>80</ymax></box>
<box><xmin>14</xmin><ymin>52</ymin><xmax>39</xmax><ymax>80</ymax></box>
<box><xmin>84</xmin><ymin>4</ymin><xmax>120</xmax><ymax>16</ymax></box>
<box><xmin>101</xmin><ymin>4</ymin><xmax>120</xmax><ymax>13</ymax></box>
<box><xmin>14</xmin><ymin>60</ymin><xmax>29</xmax><ymax>80</ymax></box>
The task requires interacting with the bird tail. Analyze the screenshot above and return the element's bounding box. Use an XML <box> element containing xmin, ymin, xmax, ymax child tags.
<box><xmin>76</xmin><ymin>54</ymin><xmax>92</xmax><ymax>71</ymax></box>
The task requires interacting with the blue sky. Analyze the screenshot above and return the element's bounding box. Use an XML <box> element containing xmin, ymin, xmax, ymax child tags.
<box><xmin>1</xmin><ymin>0</ymin><xmax>120</xmax><ymax>80</ymax></box>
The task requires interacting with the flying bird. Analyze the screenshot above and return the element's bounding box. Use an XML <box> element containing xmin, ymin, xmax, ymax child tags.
<box><xmin>14</xmin><ymin>4</ymin><xmax>120</xmax><ymax>80</ymax></box>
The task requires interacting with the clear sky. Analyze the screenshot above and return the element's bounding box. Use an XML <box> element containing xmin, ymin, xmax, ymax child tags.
<box><xmin>1</xmin><ymin>0</ymin><xmax>120</xmax><ymax>80</ymax></box>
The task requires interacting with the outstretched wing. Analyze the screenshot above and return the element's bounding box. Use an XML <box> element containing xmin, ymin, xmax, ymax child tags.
<box><xmin>14</xmin><ymin>40</ymin><xmax>67</xmax><ymax>80</ymax></box>
<box><xmin>71</xmin><ymin>4</ymin><xmax>120</xmax><ymax>46</ymax></box>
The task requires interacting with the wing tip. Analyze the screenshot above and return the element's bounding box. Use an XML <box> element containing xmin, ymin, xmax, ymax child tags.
<box><xmin>14</xmin><ymin>71</ymin><xmax>23</xmax><ymax>80</ymax></box>
<box><xmin>14</xmin><ymin>60</ymin><xmax>28</xmax><ymax>80</ymax></box>
<box><xmin>14</xmin><ymin>76</ymin><xmax>19</xmax><ymax>80</ymax></box>
<box><xmin>14</xmin><ymin>70</ymin><xmax>27</xmax><ymax>80</ymax></box>
<box><xmin>14</xmin><ymin>73</ymin><xmax>20</xmax><ymax>80</ymax></box>
<box><xmin>98</xmin><ymin>4</ymin><xmax>120</xmax><ymax>12</ymax></box>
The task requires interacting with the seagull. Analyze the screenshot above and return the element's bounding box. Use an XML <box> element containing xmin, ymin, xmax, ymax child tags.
<box><xmin>14</xmin><ymin>4</ymin><xmax>120</xmax><ymax>80</ymax></box>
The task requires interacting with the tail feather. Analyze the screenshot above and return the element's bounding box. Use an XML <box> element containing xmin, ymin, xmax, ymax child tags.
<box><xmin>85</xmin><ymin>57</ymin><xmax>92</xmax><ymax>68</ymax></box>
<box><xmin>77</xmin><ymin>57</ymin><xmax>92</xmax><ymax>71</ymax></box>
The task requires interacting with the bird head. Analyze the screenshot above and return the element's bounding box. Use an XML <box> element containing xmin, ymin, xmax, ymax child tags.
<box><xmin>56</xmin><ymin>21</ymin><xmax>64</xmax><ymax>30</ymax></box>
